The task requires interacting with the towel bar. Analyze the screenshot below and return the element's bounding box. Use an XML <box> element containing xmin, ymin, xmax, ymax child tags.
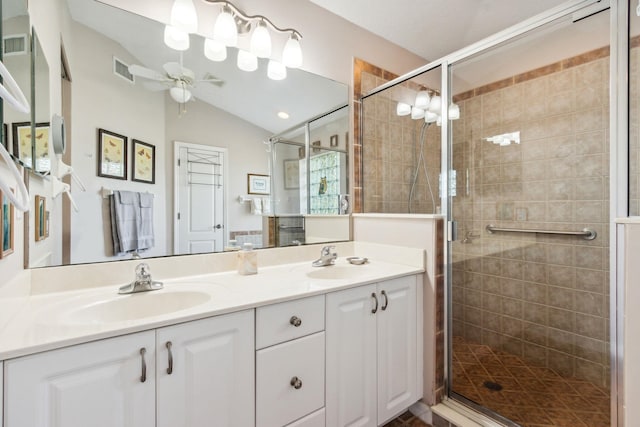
<box><xmin>485</xmin><ymin>224</ymin><xmax>597</xmax><ymax>240</ymax></box>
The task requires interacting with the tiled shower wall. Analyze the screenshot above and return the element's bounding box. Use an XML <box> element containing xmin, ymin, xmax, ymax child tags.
<box><xmin>629</xmin><ymin>38</ymin><xmax>640</xmax><ymax>215</ymax></box>
<box><xmin>359</xmin><ymin>69</ymin><xmax>442</xmax><ymax>214</ymax></box>
<box><xmin>451</xmin><ymin>46</ymin><xmax>610</xmax><ymax>387</ymax></box>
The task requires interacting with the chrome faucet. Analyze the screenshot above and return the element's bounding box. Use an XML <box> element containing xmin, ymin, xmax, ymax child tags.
<box><xmin>312</xmin><ymin>245</ymin><xmax>337</xmax><ymax>267</ymax></box>
<box><xmin>118</xmin><ymin>263</ymin><xmax>164</xmax><ymax>294</ymax></box>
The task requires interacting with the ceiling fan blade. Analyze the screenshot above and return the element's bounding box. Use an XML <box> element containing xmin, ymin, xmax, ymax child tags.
<box><xmin>143</xmin><ymin>81</ymin><xmax>170</xmax><ymax>92</ymax></box>
<box><xmin>198</xmin><ymin>73</ymin><xmax>225</xmax><ymax>87</ymax></box>
<box><xmin>128</xmin><ymin>64</ymin><xmax>167</xmax><ymax>81</ymax></box>
<box><xmin>163</xmin><ymin>62</ymin><xmax>184</xmax><ymax>78</ymax></box>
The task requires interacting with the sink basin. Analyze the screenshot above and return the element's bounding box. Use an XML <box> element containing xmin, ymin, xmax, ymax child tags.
<box><xmin>62</xmin><ymin>290</ymin><xmax>211</xmax><ymax>324</ymax></box>
<box><xmin>305</xmin><ymin>264</ymin><xmax>371</xmax><ymax>280</ymax></box>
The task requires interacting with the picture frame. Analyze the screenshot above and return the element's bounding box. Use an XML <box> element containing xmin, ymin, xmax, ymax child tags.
<box><xmin>97</xmin><ymin>128</ymin><xmax>127</xmax><ymax>180</ymax></box>
<box><xmin>284</xmin><ymin>159</ymin><xmax>300</xmax><ymax>189</ymax></box>
<box><xmin>247</xmin><ymin>174</ymin><xmax>270</xmax><ymax>195</ymax></box>
<box><xmin>11</xmin><ymin>122</ymin><xmax>49</xmax><ymax>170</ymax></box>
<box><xmin>0</xmin><ymin>188</ymin><xmax>15</xmax><ymax>258</ymax></box>
<box><xmin>312</xmin><ymin>140</ymin><xmax>321</xmax><ymax>154</ymax></box>
<box><xmin>330</xmin><ymin>134</ymin><xmax>339</xmax><ymax>147</ymax></box>
<box><xmin>35</xmin><ymin>195</ymin><xmax>46</xmax><ymax>242</ymax></box>
<box><xmin>131</xmin><ymin>139</ymin><xmax>155</xmax><ymax>184</ymax></box>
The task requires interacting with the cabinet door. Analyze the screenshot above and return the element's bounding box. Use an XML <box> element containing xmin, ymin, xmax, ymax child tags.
<box><xmin>4</xmin><ymin>331</ymin><xmax>155</xmax><ymax>427</ymax></box>
<box><xmin>156</xmin><ymin>310</ymin><xmax>255</xmax><ymax>427</ymax></box>
<box><xmin>326</xmin><ymin>284</ymin><xmax>377</xmax><ymax>427</ymax></box>
<box><xmin>377</xmin><ymin>276</ymin><xmax>418</xmax><ymax>424</ymax></box>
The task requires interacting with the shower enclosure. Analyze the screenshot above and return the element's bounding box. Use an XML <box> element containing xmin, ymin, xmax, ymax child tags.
<box><xmin>360</xmin><ymin>2</ymin><xmax>612</xmax><ymax>426</ymax></box>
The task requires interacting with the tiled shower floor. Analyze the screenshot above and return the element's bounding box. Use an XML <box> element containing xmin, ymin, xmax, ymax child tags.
<box><xmin>452</xmin><ymin>336</ymin><xmax>610</xmax><ymax>427</ymax></box>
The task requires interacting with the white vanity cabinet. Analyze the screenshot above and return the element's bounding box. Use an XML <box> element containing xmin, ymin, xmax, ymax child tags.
<box><xmin>4</xmin><ymin>331</ymin><xmax>157</xmax><ymax>427</ymax></box>
<box><xmin>326</xmin><ymin>275</ymin><xmax>418</xmax><ymax>427</ymax></box>
<box><xmin>156</xmin><ymin>309</ymin><xmax>254</xmax><ymax>427</ymax></box>
<box><xmin>256</xmin><ymin>295</ymin><xmax>326</xmax><ymax>427</ymax></box>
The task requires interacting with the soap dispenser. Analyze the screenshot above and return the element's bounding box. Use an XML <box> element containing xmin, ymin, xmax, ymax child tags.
<box><xmin>237</xmin><ymin>242</ymin><xmax>257</xmax><ymax>275</ymax></box>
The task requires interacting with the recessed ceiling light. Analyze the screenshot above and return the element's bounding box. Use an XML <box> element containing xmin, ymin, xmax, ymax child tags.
<box><xmin>277</xmin><ymin>111</ymin><xmax>289</xmax><ymax>119</ymax></box>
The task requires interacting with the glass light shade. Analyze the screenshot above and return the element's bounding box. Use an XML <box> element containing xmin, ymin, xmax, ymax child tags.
<box><xmin>424</xmin><ymin>111</ymin><xmax>438</xmax><ymax>123</ymax></box>
<box><xmin>250</xmin><ymin>22</ymin><xmax>272</xmax><ymax>58</ymax></box>
<box><xmin>411</xmin><ymin>107</ymin><xmax>425</xmax><ymax>120</ymax></box>
<box><xmin>436</xmin><ymin>115</ymin><xmax>442</xmax><ymax>127</ymax></box>
<box><xmin>396</xmin><ymin>102</ymin><xmax>411</xmax><ymax>116</ymax></box>
<box><xmin>170</xmin><ymin>0</ymin><xmax>198</xmax><ymax>33</ymax></box>
<box><xmin>282</xmin><ymin>35</ymin><xmax>303</xmax><ymax>68</ymax></box>
<box><xmin>164</xmin><ymin>25</ymin><xmax>190</xmax><ymax>51</ymax></box>
<box><xmin>415</xmin><ymin>91</ymin><xmax>431</xmax><ymax>110</ymax></box>
<box><xmin>170</xmin><ymin>83</ymin><xmax>192</xmax><ymax>103</ymax></box>
<box><xmin>213</xmin><ymin>8</ymin><xmax>238</xmax><ymax>47</ymax></box>
<box><xmin>237</xmin><ymin>49</ymin><xmax>258</xmax><ymax>72</ymax></box>
<box><xmin>449</xmin><ymin>103</ymin><xmax>460</xmax><ymax>120</ymax></box>
<box><xmin>204</xmin><ymin>38</ymin><xmax>227</xmax><ymax>61</ymax></box>
<box><xmin>267</xmin><ymin>60</ymin><xmax>287</xmax><ymax>80</ymax></box>
<box><xmin>428</xmin><ymin>95</ymin><xmax>441</xmax><ymax>113</ymax></box>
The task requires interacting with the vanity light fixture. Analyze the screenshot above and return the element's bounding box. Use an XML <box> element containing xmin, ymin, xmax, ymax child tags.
<box><xmin>267</xmin><ymin>60</ymin><xmax>287</xmax><ymax>80</ymax></box>
<box><xmin>396</xmin><ymin>102</ymin><xmax>411</xmax><ymax>116</ymax></box>
<box><xmin>237</xmin><ymin>49</ymin><xmax>258</xmax><ymax>72</ymax></box>
<box><xmin>164</xmin><ymin>25</ymin><xmax>190</xmax><ymax>51</ymax></box>
<box><xmin>250</xmin><ymin>19</ymin><xmax>272</xmax><ymax>58</ymax></box>
<box><xmin>204</xmin><ymin>37</ymin><xmax>227</xmax><ymax>61</ymax></box>
<box><xmin>410</xmin><ymin>106</ymin><xmax>425</xmax><ymax>120</ymax></box>
<box><xmin>414</xmin><ymin>91</ymin><xmax>430</xmax><ymax>110</ymax></box>
<box><xmin>170</xmin><ymin>0</ymin><xmax>198</xmax><ymax>33</ymax></box>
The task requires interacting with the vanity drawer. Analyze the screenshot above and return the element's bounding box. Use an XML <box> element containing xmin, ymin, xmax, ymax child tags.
<box><xmin>256</xmin><ymin>295</ymin><xmax>324</xmax><ymax>349</ymax></box>
<box><xmin>256</xmin><ymin>332</ymin><xmax>325</xmax><ymax>427</ymax></box>
<box><xmin>286</xmin><ymin>408</ymin><xmax>325</xmax><ymax>427</ymax></box>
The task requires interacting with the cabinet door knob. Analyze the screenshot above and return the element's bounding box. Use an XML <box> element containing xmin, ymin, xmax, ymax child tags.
<box><xmin>166</xmin><ymin>341</ymin><xmax>173</xmax><ymax>375</ymax></box>
<box><xmin>381</xmin><ymin>290</ymin><xmax>389</xmax><ymax>311</ymax></box>
<box><xmin>139</xmin><ymin>347</ymin><xmax>147</xmax><ymax>383</ymax></box>
<box><xmin>371</xmin><ymin>292</ymin><xmax>378</xmax><ymax>314</ymax></box>
<box><xmin>290</xmin><ymin>376</ymin><xmax>303</xmax><ymax>389</ymax></box>
<box><xmin>290</xmin><ymin>316</ymin><xmax>302</xmax><ymax>327</ymax></box>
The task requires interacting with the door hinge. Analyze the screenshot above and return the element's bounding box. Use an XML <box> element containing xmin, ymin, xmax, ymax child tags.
<box><xmin>447</xmin><ymin>220</ymin><xmax>458</xmax><ymax>242</ymax></box>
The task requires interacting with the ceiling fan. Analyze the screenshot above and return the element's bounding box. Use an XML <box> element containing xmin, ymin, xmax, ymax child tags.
<box><xmin>128</xmin><ymin>61</ymin><xmax>224</xmax><ymax>104</ymax></box>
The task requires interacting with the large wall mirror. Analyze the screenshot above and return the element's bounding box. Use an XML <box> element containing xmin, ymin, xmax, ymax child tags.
<box><xmin>19</xmin><ymin>0</ymin><xmax>350</xmax><ymax>267</ymax></box>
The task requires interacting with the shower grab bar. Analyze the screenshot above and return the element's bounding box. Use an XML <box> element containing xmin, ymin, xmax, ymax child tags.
<box><xmin>485</xmin><ymin>224</ymin><xmax>597</xmax><ymax>240</ymax></box>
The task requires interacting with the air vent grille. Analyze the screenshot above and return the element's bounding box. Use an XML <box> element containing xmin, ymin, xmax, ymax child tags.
<box><xmin>113</xmin><ymin>57</ymin><xmax>134</xmax><ymax>83</ymax></box>
<box><xmin>3</xmin><ymin>34</ymin><xmax>27</xmax><ymax>56</ymax></box>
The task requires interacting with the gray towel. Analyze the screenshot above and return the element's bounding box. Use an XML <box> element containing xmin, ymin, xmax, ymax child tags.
<box><xmin>110</xmin><ymin>191</ymin><xmax>155</xmax><ymax>255</ymax></box>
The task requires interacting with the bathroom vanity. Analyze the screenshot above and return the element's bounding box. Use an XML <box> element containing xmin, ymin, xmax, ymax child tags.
<box><xmin>0</xmin><ymin>243</ymin><xmax>425</xmax><ymax>427</ymax></box>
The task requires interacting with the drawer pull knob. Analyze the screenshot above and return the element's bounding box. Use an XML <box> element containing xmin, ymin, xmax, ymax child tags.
<box><xmin>166</xmin><ymin>341</ymin><xmax>173</xmax><ymax>375</ymax></box>
<box><xmin>290</xmin><ymin>376</ymin><xmax>303</xmax><ymax>389</ymax></box>
<box><xmin>140</xmin><ymin>347</ymin><xmax>147</xmax><ymax>383</ymax></box>
<box><xmin>371</xmin><ymin>292</ymin><xmax>378</xmax><ymax>314</ymax></box>
<box><xmin>381</xmin><ymin>290</ymin><xmax>389</xmax><ymax>311</ymax></box>
<box><xmin>290</xmin><ymin>316</ymin><xmax>302</xmax><ymax>327</ymax></box>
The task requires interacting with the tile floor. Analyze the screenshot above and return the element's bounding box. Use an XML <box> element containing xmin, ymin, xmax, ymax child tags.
<box><xmin>451</xmin><ymin>336</ymin><xmax>610</xmax><ymax>427</ymax></box>
<box><xmin>383</xmin><ymin>411</ymin><xmax>432</xmax><ymax>427</ymax></box>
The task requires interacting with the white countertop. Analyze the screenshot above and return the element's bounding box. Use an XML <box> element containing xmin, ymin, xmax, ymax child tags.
<box><xmin>0</xmin><ymin>253</ymin><xmax>423</xmax><ymax>360</ymax></box>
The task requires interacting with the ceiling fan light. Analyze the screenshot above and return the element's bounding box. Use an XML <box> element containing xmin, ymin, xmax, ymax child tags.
<box><xmin>170</xmin><ymin>0</ymin><xmax>198</xmax><ymax>33</ymax></box>
<box><xmin>267</xmin><ymin>60</ymin><xmax>286</xmax><ymax>80</ymax></box>
<box><xmin>250</xmin><ymin>21</ymin><xmax>271</xmax><ymax>58</ymax></box>
<box><xmin>213</xmin><ymin>5</ymin><xmax>238</xmax><ymax>47</ymax></box>
<box><xmin>414</xmin><ymin>91</ymin><xmax>431</xmax><ymax>110</ymax></box>
<box><xmin>169</xmin><ymin>82</ymin><xmax>192</xmax><ymax>103</ymax></box>
<box><xmin>428</xmin><ymin>95</ymin><xmax>441</xmax><ymax>114</ymax></box>
<box><xmin>204</xmin><ymin>38</ymin><xmax>227</xmax><ymax>61</ymax></box>
<box><xmin>164</xmin><ymin>25</ymin><xmax>190</xmax><ymax>51</ymax></box>
<box><xmin>237</xmin><ymin>49</ymin><xmax>258</xmax><ymax>72</ymax></box>
<box><xmin>282</xmin><ymin>34</ymin><xmax>302</xmax><ymax>68</ymax></box>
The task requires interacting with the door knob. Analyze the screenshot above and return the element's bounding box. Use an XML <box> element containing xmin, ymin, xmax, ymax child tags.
<box><xmin>290</xmin><ymin>316</ymin><xmax>302</xmax><ymax>327</ymax></box>
<box><xmin>290</xmin><ymin>376</ymin><xmax>303</xmax><ymax>389</ymax></box>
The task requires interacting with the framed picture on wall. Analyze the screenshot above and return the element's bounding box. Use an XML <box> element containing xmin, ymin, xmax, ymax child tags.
<box><xmin>247</xmin><ymin>174</ymin><xmax>270</xmax><ymax>195</ymax></box>
<box><xmin>0</xmin><ymin>188</ymin><xmax>15</xmax><ymax>258</ymax></box>
<box><xmin>132</xmin><ymin>139</ymin><xmax>156</xmax><ymax>184</ymax></box>
<box><xmin>330</xmin><ymin>134</ymin><xmax>339</xmax><ymax>147</ymax></box>
<box><xmin>12</xmin><ymin>122</ymin><xmax>32</xmax><ymax>168</ymax></box>
<box><xmin>97</xmin><ymin>128</ymin><xmax>127</xmax><ymax>180</ymax></box>
<box><xmin>284</xmin><ymin>159</ymin><xmax>300</xmax><ymax>189</ymax></box>
<box><xmin>35</xmin><ymin>195</ymin><xmax>46</xmax><ymax>242</ymax></box>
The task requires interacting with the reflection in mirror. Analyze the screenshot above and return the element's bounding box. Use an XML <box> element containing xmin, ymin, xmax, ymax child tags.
<box><xmin>31</xmin><ymin>29</ymin><xmax>50</xmax><ymax>174</ymax></box>
<box><xmin>27</xmin><ymin>0</ymin><xmax>349</xmax><ymax>267</ymax></box>
<box><xmin>2</xmin><ymin>0</ymin><xmax>30</xmax><ymax>166</ymax></box>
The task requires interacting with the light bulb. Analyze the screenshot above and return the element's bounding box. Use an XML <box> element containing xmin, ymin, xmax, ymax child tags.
<box><xmin>164</xmin><ymin>25</ymin><xmax>190</xmax><ymax>51</ymax></box>
<box><xmin>204</xmin><ymin>38</ymin><xmax>226</xmax><ymax>61</ymax></box>
<box><xmin>449</xmin><ymin>103</ymin><xmax>460</xmax><ymax>120</ymax></box>
<box><xmin>411</xmin><ymin>107</ymin><xmax>425</xmax><ymax>120</ymax></box>
<box><xmin>237</xmin><ymin>49</ymin><xmax>258</xmax><ymax>72</ymax></box>
<box><xmin>282</xmin><ymin>34</ymin><xmax>302</xmax><ymax>68</ymax></box>
<box><xmin>425</xmin><ymin>111</ymin><xmax>438</xmax><ymax>123</ymax></box>
<box><xmin>415</xmin><ymin>91</ymin><xmax>431</xmax><ymax>110</ymax></box>
<box><xmin>250</xmin><ymin>21</ymin><xmax>272</xmax><ymax>58</ymax></box>
<box><xmin>396</xmin><ymin>102</ymin><xmax>411</xmax><ymax>116</ymax></box>
<box><xmin>170</xmin><ymin>0</ymin><xmax>198</xmax><ymax>33</ymax></box>
<box><xmin>428</xmin><ymin>95</ymin><xmax>441</xmax><ymax>114</ymax></box>
<box><xmin>213</xmin><ymin>5</ymin><xmax>238</xmax><ymax>47</ymax></box>
<box><xmin>267</xmin><ymin>60</ymin><xmax>287</xmax><ymax>80</ymax></box>
<box><xmin>169</xmin><ymin>82</ymin><xmax>192</xmax><ymax>103</ymax></box>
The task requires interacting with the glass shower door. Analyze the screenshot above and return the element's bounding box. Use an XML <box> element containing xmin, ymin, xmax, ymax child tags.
<box><xmin>447</xmin><ymin>6</ymin><xmax>611</xmax><ymax>427</ymax></box>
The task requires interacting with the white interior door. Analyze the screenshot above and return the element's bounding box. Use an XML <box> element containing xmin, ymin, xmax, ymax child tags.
<box><xmin>174</xmin><ymin>142</ymin><xmax>226</xmax><ymax>254</ymax></box>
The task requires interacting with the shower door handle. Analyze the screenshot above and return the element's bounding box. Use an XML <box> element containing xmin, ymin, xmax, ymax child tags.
<box><xmin>448</xmin><ymin>221</ymin><xmax>458</xmax><ymax>242</ymax></box>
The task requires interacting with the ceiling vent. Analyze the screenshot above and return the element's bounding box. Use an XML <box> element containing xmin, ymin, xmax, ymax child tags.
<box><xmin>113</xmin><ymin>57</ymin><xmax>135</xmax><ymax>83</ymax></box>
<box><xmin>3</xmin><ymin>34</ymin><xmax>27</xmax><ymax>56</ymax></box>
